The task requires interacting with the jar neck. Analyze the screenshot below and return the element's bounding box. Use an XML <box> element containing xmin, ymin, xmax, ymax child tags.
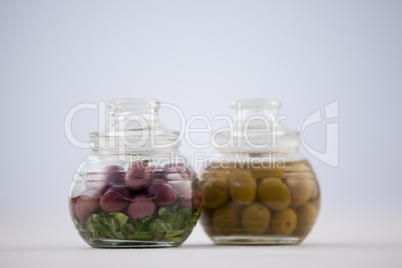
<box><xmin>91</xmin><ymin>144</ymin><xmax>180</xmax><ymax>156</ymax></box>
<box><xmin>90</xmin><ymin>147</ymin><xmax>183</xmax><ymax>163</ymax></box>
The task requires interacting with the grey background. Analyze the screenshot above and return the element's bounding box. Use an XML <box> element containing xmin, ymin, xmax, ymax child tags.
<box><xmin>1</xmin><ymin>0</ymin><xmax>401</xmax><ymax>233</ymax></box>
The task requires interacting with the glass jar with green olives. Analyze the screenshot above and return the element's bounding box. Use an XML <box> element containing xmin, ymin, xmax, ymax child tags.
<box><xmin>199</xmin><ymin>99</ymin><xmax>320</xmax><ymax>245</ymax></box>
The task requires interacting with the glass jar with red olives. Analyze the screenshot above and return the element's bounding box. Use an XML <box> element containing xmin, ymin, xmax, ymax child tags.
<box><xmin>69</xmin><ymin>99</ymin><xmax>201</xmax><ymax>248</ymax></box>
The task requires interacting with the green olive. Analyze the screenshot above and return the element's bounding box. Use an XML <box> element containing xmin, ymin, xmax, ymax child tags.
<box><xmin>241</xmin><ymin>203</ymin><xmax>271</xmax><ymax>235</ymax></box>
<box><xmin>285</xmin><ymin>177</ymin><xmax>313</xmax><ymax>207</ymax></box>
<box><xmin>213</xmin><ymin>203</ymin><xmax>240</xmax><ymax>235</ymax></box>
<box><xmin>285</xmin><ymin>160</ymin><xmax>312</xmax><ymax>172</ymax></box>
<box><xmin>251</xmin><ymin>165</ymin><xmax>286</xmax><ymax>179</ymax></box>
<box><xmin>271</xmin><ymin>208</ymin><xmax>297</xmax><ymax>235</ymax></box>
<box><xmin>201</xmin><ymin>169</ymin><xmax>231</xmax><ymax>180</ymax></box>
<box><xmin>258</xmin><ymin>178</ymin><xmax>291</xmax><ymax>210</ymax></box>
<box><xmin>202</xmin><ymin>178</ymin><xmax>229</xmax><ymax>209</ymax></box>
<box><xmin>294</xmin><ymin>203</ymin><xmax>318</xmax><ymax>237</ymax></box>
<box><xmin>229</xmin><ymin>170</ymin><xmax>257</xmax><ymax>205</ymax></box>
<box><xmin>310</xmin><ymin>178</ymin><xmax>319</xmax><ymax>197</ymax></box>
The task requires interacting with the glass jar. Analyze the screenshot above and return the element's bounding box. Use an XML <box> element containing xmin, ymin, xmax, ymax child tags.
<box><xmin>199</xmin><ymin>99</ymin><xmax>320</xmax><ymax>245</ymax></box>
<box><xmin>69</xmin><ymin>99</ymin><xmax>201</xmax><ymax>248</ymax></box>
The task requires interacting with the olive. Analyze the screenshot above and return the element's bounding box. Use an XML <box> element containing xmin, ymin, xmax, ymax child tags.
<box><xmin>271</xmin><ymin>208</ymin><xmax>297</xmax><ymax>235</ymax></box>
<box><xmin>294</xmin><ymin>203</ymin><xmax>318</xmax><ymax>237</ymax></box>
<box><xmin>241</xmin><ymin>203</ymin><xmax>271</xmax><ymax>235</ymax></box>
<box><xmin>309</xmin><ymin>178</ymin><xmax>319</xmax><ymax>198</ymax></box>
<box><xmin>251</xmin><ymin>163</ymin><xmax>286</xmax><ymax>179</ymax></box>
<box><xmin>285</xmin><ymin>177</ymin><xmax>313</xmax><ymax>207</ymax></box>
<box><xmin>213</xmin><ymin>203</ymin><xmax>240</xmax><ymax>235</ymax></box>
<box><xmin>285</xmin><ymin>160</ymin><xmax>312</xmax><ymax>172</ymax></box>
<box><xmin>202</xmin><ymin>178</ymin><xmax>229</xmax><ymax>208</ymax></box>
<box><xmin>229</xmin><ymin>170</ymin><xmax>256</xmax><ymax>205</ymax></box>
<box><xmin>258</xmin><ymin>178</ymin><xmax>291</xmax><ymax>210</ymax></box>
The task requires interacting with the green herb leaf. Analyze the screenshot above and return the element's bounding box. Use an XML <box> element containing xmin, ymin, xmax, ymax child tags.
<box><xmin>83</xmin><ymin>212</ymin><xmax>127</xmax><ymax>240</ymax></box>
<box><xmin>121</xmin><ymin>218</ymin><xmax>152</xmax><ymax>240</ymax></box>
<box><xmin>161</xmin><ymin>209</ymin><xmax>185</xmax><ymax>230</ymax></box>
<box><xmin>165</xmin><ymin>229</ymin><xmax>185</xmax><ymax>238</ymax></box>
<box><xmin>99</xmin><ymin>214</ymin><xmax>124</xmax><ymax>239</ymax></box>
<box><xmin>141</xmin><ymin>216</ymin><xmax>155</xmax><ymax>225</ymax></box>
<box><xmin>158</xmin><ymin>200</ymin><xmax>181</xmax><ymax>216</ymax></box>
<box><xmin>149</xmin><ymin>219</ymin><xmax>172</xmax><ymax>237</ymax></box>
<box><xmin>109</xmin><ymin>212</ymin><xmax>129</xmax><ymax>225</ymax></box>
<box><xmin>74</xmin><ymin>207</ymin><xmax>199</xmax><ymax>243</ymax></box>
<box><xmin>182</xmin><ymin>207</ymin><xmax>198</xmax><ymax>230</ymax></box>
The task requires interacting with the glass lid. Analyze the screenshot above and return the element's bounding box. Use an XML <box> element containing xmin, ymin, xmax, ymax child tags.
<box><xmin>214</xmin><ymin>99</ymin><xmax>299</xmax><ymax>152</ymax></box>
<box><xmin>90</xmin><ymin>98</ymin><xmax>180</xmax><ymax>153</ymax></box>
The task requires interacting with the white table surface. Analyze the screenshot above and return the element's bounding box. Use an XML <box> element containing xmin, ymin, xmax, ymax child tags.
<box><xmin>1</xmin><ymin>210</ymin><xmax>401</xmax><ymax>268</ymax></box>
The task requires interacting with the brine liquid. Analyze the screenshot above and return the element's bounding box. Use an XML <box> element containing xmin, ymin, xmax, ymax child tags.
<box><xmin>199</xmin><ymin>160</ymin><xmax>320</xmax><ymax>245</ymax></box>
